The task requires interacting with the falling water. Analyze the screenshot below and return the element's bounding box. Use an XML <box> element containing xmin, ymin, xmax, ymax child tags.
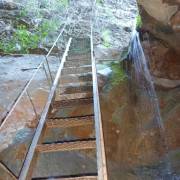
<box><xmin>128</xmin><ymin>31</ymin><xmax>175</xmax><ymax>179</ymax></box>
<box><xmin>130</xmin><ymin>31</ymin><xmax>164</xmax><ymax>130</ymax></box>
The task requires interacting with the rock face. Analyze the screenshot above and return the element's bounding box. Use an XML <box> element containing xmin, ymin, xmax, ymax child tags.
<box><xmin>99</xmin><ymin>71</ymin><xmax>180</xmax><ymax>179</ymax></box>
<box><xmin>142</xmin><ymin>38</ymin><xmax>180</xmax><ymax>88</ymax></box>
<box><xmin>137</xmin><ymin>0</ymin><xmax>180</xmax><ymax>88</ymax></box>
<box><xmin>0</xmin><ymin>0</ymin><xmax>21</xmax><ymax>10</ymax></box>
<box><xmin>0</xmin><ymin>0</ymin><xmax>137</xmax><ymax>54</ymax></box>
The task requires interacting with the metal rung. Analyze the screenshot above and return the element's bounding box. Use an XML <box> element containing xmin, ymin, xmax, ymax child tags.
<box><xmin>46</xmin><ymin>115</ymin><xmax>94</xmax><ymax>128</ymax></box>
<box><xmin>62</xmin><ymin>66</ymin><xmax>92</xmax><ymax>75</ymax></box>
<box><xmin>59</xmin><ymin>84</ymin><xmax>93</xmax><ymax>95</ymax></box>
<box><xmin>36</xmin><ymin>139</ymin><xmax>96</xmax><ymax>153</ymax></box>
<box><xmin>67</xmin><ymin>54</ymin><xmax>91</xmax><ymax>61</ymax></box>
<box><xmin>60</xmin><ymin>73</ymin><xmax>92</xmax><ymax>84</ymax></box>
<box><xmin>56</xmin><ymin>92</ymin><xmax>93</xmax><ymax>101</ymax></box>
<box><xmin>32</xmin><ymin>175</ymin><xmax>97</xmax><ymax>180</ymax></box>
<box><xmin>53</xmin><ymin>98</ymin><xmax>93</xmax><ymax>108</ymax></box>
<box><xmin>59</xmin><ymin>176</ymin><xmax>97</xmax><ymax>180</ymax></box>
<box><xmin>64</xmin><ymin>60</ymin><xmax>91</xmax><ymax>67</ymax></box>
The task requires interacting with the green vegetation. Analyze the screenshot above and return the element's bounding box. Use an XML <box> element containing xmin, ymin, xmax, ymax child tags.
<box><xmin>0</xmin><ymin>0</ymin><xmax>67</xmax><ymax>54</ymax></box>
<box><xmin>97</xmin><ymin>0</ymin><xmax>103</xmax><ymax>5</ymax></box>
<box><xmin>57</xmin><ymin>0</ymin><xmax>69</xmax><ymax>7</ymax></box>
<box><xmin>136</xmin><ymin>14</ymin><xmax>142</xmax><ymax>29</ymax></box>
<box><xmin>0</xmin><ymin>19</ymin><xmax>58</xmax><ymax>54</ymax></box>
<box><xmin>110</xmin><ymin>62</ymin><xmax>127</xmax><ymax>86</ymax></box>
<box><xmin>0</xmin><ymin>25</ymin><xmax>39</xmax><ymax>53</ymax></box>
<box><xmin>102</xmin><ymin>29</ymin><xmax>111</xmax><ymax>47</ymax></box>
<box><xmin>18</xmin><ymin>8</ymin><xmax>28</xmax><ymax>18</ymax></box>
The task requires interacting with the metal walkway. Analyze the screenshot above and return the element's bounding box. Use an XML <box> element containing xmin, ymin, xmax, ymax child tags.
<box><xmin>0</xmin><ymin>33</ymin><xmax>108</xmax><ymax>179</ymax></box>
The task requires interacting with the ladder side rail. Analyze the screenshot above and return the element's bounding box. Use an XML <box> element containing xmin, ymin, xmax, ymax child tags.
<box><xmin>18</xmin><ymin>38</ymin><xmax>72</xmax><ymax>180</ymax></box>
<box><xmin>90</xmin><ymin>25</ymin><xmax>108</xmax><ymax>180</ymax></box>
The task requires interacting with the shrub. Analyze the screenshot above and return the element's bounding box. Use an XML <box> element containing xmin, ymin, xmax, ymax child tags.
<box><xmin>111</xmin><ymin>62</ymin><xmax>127</xmax><ymax>85</ymax></box>
<box><xmin>0</xmin><ymin>20</ymin><xmax>57</xmax><ymax>54</ymax></box>
<box><xmin>97</xmin><ymin>0</ymin><xmax>103</xmax><ymax>5</ymax></box>
<box><xmin>58</xmin><ymin>0</ymin><xmax>69</xmax><ymax>7</ymax></box>
<box><xmin>102</xmin><ymin>29</ymin><xmax>111</xmax><ymax>47</ymax></box>
<box><xmin>136</xmin><ymin>14</ymin><xmax>142</xmax><ymax>29</ymax></box>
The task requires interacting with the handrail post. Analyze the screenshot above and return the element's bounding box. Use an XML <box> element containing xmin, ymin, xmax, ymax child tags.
<box><xmin>45</xmin><ymin>56</ymin><xmax>53</xmax><ymax>83</ymax></box>
<box><xmin>26</xmin><ymin>90</ymin><xmax>38</xmax><ymax>119</ymax></box>
<box><xmin>43</xmin><ymin>63</ymin><xmax>52</xmax><ymax>89</ymax></box>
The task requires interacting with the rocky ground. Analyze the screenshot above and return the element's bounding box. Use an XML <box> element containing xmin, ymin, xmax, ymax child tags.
<box><xmin>0</xmin><ymin>0</ymin><xmax>180</xmax><ymax>180</ymax></box>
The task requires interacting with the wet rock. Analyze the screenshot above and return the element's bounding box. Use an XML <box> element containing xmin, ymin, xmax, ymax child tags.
<box><xmin>138</xmin><ymin>0</ymin><xmax>178</xmax><ymax>24</ymax></box>
<box><xmin>142</xmin><ymin>36</ymin><xmax>180</xmax><ymax>88</ymax></box>
<box><xmin>95</xmin><ymin>45</ymin><xmax>121</xmax><ymax>60</ymax></box>
<box><xmin>170</xmin><ymin>10</ymin><xmax>180</xmax><ymax>32</ymax></box>
<box><xmin>154</xmin><ymin>78</ymin><xmax>180</xmax><ymax>89</ymax></box>
<box><xmin>137</xmin><ymin>0</ymin><xmax>180</xmax><ymax>52</ymax></box>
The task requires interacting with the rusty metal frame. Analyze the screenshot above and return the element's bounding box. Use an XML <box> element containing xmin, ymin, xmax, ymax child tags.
<box><xmin>90</xmin><ymin>0</ymin><xmax>108</xmax><ymax>179</ymax></box>
<box><xmin>18</xmin><ymin>38</ymin><xmax>72</xmax><ymax>180</ymax></box>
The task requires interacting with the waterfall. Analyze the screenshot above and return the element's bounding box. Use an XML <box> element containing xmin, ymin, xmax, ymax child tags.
<box><xmin>128</xmin><ymin>31</ymin><xmax>175</xmax><ymax>178</ymax></box>
<box><xmin>129</xmin><ymin>31</ymin><xmax>164</xmax><ymax>130</ymax></box>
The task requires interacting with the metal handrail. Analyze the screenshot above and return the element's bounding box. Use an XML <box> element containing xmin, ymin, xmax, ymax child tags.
<box><xmin>90</xmin><ymin>1</ymin><xmax>108</xmax><ymax>178</ymax></box>
<box><xmin>0</xmin><ymin>23</ymin><xmax>66</xmax><ymax>129</ymax></box>
<box><xmin>18</xmin><ymin>38</ymin><xmax>72</xmax><ymax>180</ymax></box>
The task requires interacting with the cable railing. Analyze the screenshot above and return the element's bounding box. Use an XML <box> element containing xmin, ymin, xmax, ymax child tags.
<box><xmin>0</xmin><ymin>23</ymin><xmax>66</xmax><ymax>129</ymax></box>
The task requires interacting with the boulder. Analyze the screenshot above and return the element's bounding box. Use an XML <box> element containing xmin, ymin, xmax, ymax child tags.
<box><xmin>170</xmin><ymin>10</ymin><xmax>180</xmax><ymax>32</ymax></box>
<box><xmin>0</xmin><ymin>0</ymin><xmax>20</xmax><ymax>10</ymax></box>
<box><xmin>142</xmin><ymin>36</ymin><xmax>180</xmax><ymax>88</ymax></box>
<box><xmin>137</xmin><ymin>0</ymin><xmax>180</xmax><ymax>52</ymax></box>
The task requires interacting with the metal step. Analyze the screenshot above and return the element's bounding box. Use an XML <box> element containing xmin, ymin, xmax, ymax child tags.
<box><xmin>59</xmin><ymin>176</ymin><xmax>97</xmax><ymax>180</ymax></box>
<box><xmin>60</xmin><ymin>73</ymin><xmax>92</xmax><ymax>84</ymax></box>
<box><xmin>49</xmin><ymin>105</ymin><xmax>94</xmax><ymax>119</ymax></box>
<box><xmin>59</xmin><ymin>83</ymin><xmax>93</xmax><ymax>95</ymax></box>
<box><xmin>33</xmin><ymin>175</ymin><xmax>97</xmax><ymax>180</ymax></box>
<box><xmin>64</xmin><ymin>60</ymin><xmax>91</xmax><ymax>67</ymax></box>
<box><xmin>53</xmin><ymin>97</ymin><xmax>93</xmax><ymax>108</ymax></box>
<box><xmin>62</xmin><ymin>66</ymin><xmax>92</xmax><ymax>75</ymax></box>
<box><xmin>56</xmin><ymin>92</ymin><xmax>93</xmax><ymax>101</ymax></box>
<box><xmin>67</xmin><ymin>54</ymin><xmax>91</xmax><ymax>61</ymax></box>
<box><xmin>68</xmin><ymin>49</ymin><xmax>91</xmax><ymax>55</ymax></box>
<box><xmin>36</xmin><ymin>139</ymin><xmax>96</xmax><ymax>153</ymax></box>
<box><xmin>46</xmin><ymin>115</ymin><xmax>94</xmax><ymax>129</ymax></box>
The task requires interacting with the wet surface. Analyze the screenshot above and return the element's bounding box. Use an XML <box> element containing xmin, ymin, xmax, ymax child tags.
<box><xmin>0</xmin><ymin>55</ymin><xmax>59</xmax><ymax>123</ymax></box>
<box><xmin>0</xmin><ymin>55</ymin><xmax>59</xmax><ymax>152</ymax></box>
<box><xmin>100</xmin><ymin>81</ymin><xmax>180</xmax><ymax>180</ymax></box>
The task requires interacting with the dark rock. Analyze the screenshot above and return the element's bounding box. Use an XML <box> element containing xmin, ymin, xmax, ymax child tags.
<box><xmin>124</xmin><ymin>26</ymin><xmax>132</xmax><ymax>32</ymax></box>
<box><xmin>0</xmin><ymin>0</ymin><xmax>20</xmax><ymax>10</ymax></box>
<box><xmin>16</xmin><ymin>18</ymin><xmax>32</xmax><ymax>28</ymax></box>
<box><xmin>0</xmin><ymin>10</ymin><xmax>20</xmax><ymax>19</ymax></box>
<box><xmin>137</xmin><ymin>0</ymin><xmax>180</xmax><ymax>52</ymax></box>
<box><xmin>29</xmin><ymin>47</ymin><xmax>48</xmax><ymax>55</ymax></box>
<box><xmin>0</xmin><ymin>20</ymin><xmax>14</xmax><ymax>38</ymax></box>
